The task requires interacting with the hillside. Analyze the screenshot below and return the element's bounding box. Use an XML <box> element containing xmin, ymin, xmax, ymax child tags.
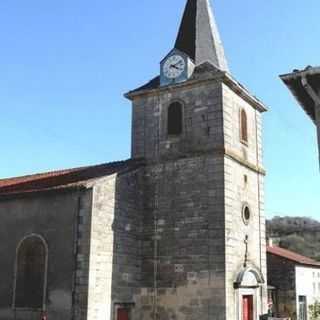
<box><xmin>267</xmin><ymin>216</ymin><xmax>320</xmax><ymax>261</ymax></box>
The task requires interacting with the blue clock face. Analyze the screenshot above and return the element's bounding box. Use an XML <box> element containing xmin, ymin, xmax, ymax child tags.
<box><xmin>163</xmin><ymin>55</ymin><xmax>186</xmax><ymax>79</ymax></box>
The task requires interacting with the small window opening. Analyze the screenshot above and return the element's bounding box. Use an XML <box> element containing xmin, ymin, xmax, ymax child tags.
<box><xmin>168</xmin><ymin>102</ymin><xmax>183</xmax><ymax>136</ymax></box>
<box><xmin>240</xmin><ymin>109</ymin><xmax>248</xmax><ymax>144</ymax></box>
<box><xmin>14</xmin><ymin>235</ymin><xmax>47</xmax><ymax>309</ymax></box>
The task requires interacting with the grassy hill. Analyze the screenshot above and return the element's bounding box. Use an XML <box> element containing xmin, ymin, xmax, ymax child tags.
<box><xmin>267</xmin><ymin>216</ymin><xmax>320</xmax><ymax>261</ymax></box>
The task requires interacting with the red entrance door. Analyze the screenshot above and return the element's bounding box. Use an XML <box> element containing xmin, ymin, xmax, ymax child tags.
<box><xmin>117</xmin><ymin>308</ymin><xmax>129</xmax><ymax>320</ymax></box>
<box><xmin>243</xmin><ymin>295</ymin><xmax>253</xmax><ymax>320</ymax></box>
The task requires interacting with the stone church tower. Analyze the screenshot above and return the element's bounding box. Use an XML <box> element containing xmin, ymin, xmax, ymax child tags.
<box><xmin>125</xmin><ymin>0</ymin><xmax>268</xmax><ymax>320</ymax></box>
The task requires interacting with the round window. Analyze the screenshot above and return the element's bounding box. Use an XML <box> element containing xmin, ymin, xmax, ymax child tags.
<box><xmin>242</xmin><ymin>205</ymin><xmax>251</xmax><ymax>225</ymax></box>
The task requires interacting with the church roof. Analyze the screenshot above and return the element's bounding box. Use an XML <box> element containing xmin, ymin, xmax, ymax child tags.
<box><xmin>125</xmin><ymin>1</ymin><xmax>267</xmax><ymax>113</ymax></box>
<box><xmin>267</xmin><ymin>245</ymin><xmax>320</xmax><ymax>267</ymax></box>
<box><xmin>127</xmin><ymin>62</ymin><xmax>224</xmax><ymax>94</ymax></box>
<box><xmin>131</xmin><ymin>75</ymin><xmax>160</xmax><ymax>93</ymax></box>
<box><xmin>0</xmin><ymin>159</ymin><xmax>142</xmax><ymax>196</ymax></box>
<box><xmin>175</xmin><ymin>0</ymin><xmax>229</xmax><ymax>71</ymax></box>
<box><xmin>126</xmin><ymin>0</ymin><xmax>231</xmax><ymax>97</ymax></box>
<box><xmin>280</xmin><ymin>66</ymin><xmax>320</xmax><ymax>123</ymax></box>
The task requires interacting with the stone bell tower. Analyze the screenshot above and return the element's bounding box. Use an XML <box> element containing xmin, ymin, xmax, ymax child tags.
<box><xmin>125</xmin><ymin>1</ymin><xmax>268</xmax><ymax>319</ymax></box>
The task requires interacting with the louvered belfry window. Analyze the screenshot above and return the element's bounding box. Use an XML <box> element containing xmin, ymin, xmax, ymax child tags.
<box><xmin>15</xmin><ymin>236</ymin><xmax>47</xmax><ymax>309</ymax></box>
<box><xmin>168</xmin><ymin>102</ymin><xmax>183</xmax><ymax>136</ymax></box>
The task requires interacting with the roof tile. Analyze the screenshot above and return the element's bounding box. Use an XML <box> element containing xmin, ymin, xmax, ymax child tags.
<box><xmin>267</xmin><ymin>245</ymin><xmax>320</xmax><ymax>267</ymax></box>
<box><xmin>0</xmin><ymin>159</ymin><xmax>142</xmax><ymax>195</ymax></box>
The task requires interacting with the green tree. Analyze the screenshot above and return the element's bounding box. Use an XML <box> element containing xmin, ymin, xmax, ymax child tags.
<box><xmin>309</xmin><ymin>300</ymin><xmax>320</xmax><ymax>320</ymax></box>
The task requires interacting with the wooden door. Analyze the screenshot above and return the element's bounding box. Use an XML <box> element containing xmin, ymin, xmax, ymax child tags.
<box><xmin>242</xmin><ymin>295</ymin><xmax>253</xmax><ymax>320</ymax></box>
<box><xmin>117</xmin><ymin>308</ymin><xmax>129</xmax><ymax>320</ymax></box>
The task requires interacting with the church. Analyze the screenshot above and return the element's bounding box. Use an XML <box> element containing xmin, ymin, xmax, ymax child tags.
<box><xmin>0</xmin><ymin>0</ymin><xmax>268</xmax><ymax>320</ymax></box>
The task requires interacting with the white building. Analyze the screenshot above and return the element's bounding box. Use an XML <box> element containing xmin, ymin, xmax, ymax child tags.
<box><xmin>267</xmin><ymin>245</ymin><xmax>320</xmax><ymax>320</ymax></box>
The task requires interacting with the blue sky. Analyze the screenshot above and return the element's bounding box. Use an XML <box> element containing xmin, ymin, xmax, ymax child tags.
<box><xmin>0</xmin><ymin>0</ymin><xmax>319</xmax><ymax>219</ymax></box>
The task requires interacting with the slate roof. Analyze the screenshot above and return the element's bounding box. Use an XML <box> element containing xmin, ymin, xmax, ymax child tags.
<box><xmin>175</xmin><ymin>0</ymin><xmax>229</xmax><ymax>71</ymax></box>
<box><xmin>126</xmin><ymin>62</ymin><xmax>268</xmax><ymax>113</ymax></box>
<box><xmin>280</xmin><ymin>66</ymin><xmax>320</xmax><ymax>123</ymax></box>
<box><xmin>125</xmin><ymin>0</ymin><xmax>231</xmax><ymax>97</ymax></box>
<box><xmin>267</xmin><ymin>245</ymin><xmax>320</xmax><ymax>267</ymax></box>
<box><xmin>0</xmin><ymin>159</ymin><xmax>142</xmax><ymax>196</ymax></box>
<box><xmin>126</xmin><ymin>62</ymin><xmax>221</xmax><ymax>96</ymax></box>
<box><xmin>129</xmin><ymin>76</ymin><xmax>160</xmax><ymax>93</ymax></box>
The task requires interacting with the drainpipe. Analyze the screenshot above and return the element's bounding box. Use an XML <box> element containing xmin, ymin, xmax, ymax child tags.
<box><xmin>301</xmin><ymin>75</ymin><xmax>320</xmax><ymax>107</ymax></box>
<box><xmin>301</xmin><ymin>75</ymin><xmax>320</xmax><ymax>166</ymax></box>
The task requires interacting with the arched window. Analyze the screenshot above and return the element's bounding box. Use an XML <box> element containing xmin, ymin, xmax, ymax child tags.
<box><xmin>14</xmin><ymin>235</ymin><xmax>48</xmax><ymax>309</ymax></box>
<box><xmin>240</xmin><ymin>109</ymin><xmax>248</xmax><ymax>144</ymax></box>
<box><xmin>167</xmin><ymin>102</ymin><xmax>183</xmax><ymax>136</ymax></box>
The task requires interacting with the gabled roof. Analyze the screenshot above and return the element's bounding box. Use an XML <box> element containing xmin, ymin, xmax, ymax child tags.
<box><xmin>125</xmin><ymin>63</ymin><xmax>214</xmax><ymax>97</ymax></box>
<box><xmin>129</xmin><ymin>76</ymin><xmax>160</xmax><ymax>93</ymax></box>
<box><xmin>267</xmin><ymin>245</ymin><xmax>320</xmax><ymax>267</ymax></box>
<box><xmin>175</xmin><ymin>0</ymin><xmax>229</xmax><ymax>71</ymax></box>
<box><xmin>126</xmin><ymin>63</ymin><xmax>219</xmax><ymax>95</ymax></box>
<box><xmin>280</xmin><ymin>66</ymin><xmax>320</xmax><ymax>123</ymax></box>
<box><xmin>0</xmin><ymin>159</ymin><xmax>142</xmax><ymax>196</ymax></box>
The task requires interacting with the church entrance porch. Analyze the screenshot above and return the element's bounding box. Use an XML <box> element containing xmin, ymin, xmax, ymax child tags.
<box><xmin>235</xmin><ymin>267</ymin><xmax>265</xmax><ymax>320</ymax></box>
<box><xmin>236</xmin><ymin>288</ymin><xmax>259</xmax><ymax>320</ymax></box>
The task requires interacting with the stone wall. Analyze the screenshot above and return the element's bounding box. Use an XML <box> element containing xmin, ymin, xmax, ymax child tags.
<box><xmin>131</xmin><ymin>78</ymin><xmax>228</xmax><ymax>320</ymax></box>
<box><xmin>267</xmin><ymin>253</ymin><xmax>296</xmax><ymax>319</ymax></box>
<box><xmin>137</xmin><ymin>155</ymin><xmax>226</xmax><ymax>320</ymax></box>
<box><xmin>72</xmin><ymin>189</ymin><xmax>93</xmax><ymax>320</ymax></box>
<box><xmin>222</xmin><ymin>83</ymin><xmax>268</xmax><ymax>319</ymax></box>
<box><xmin>80</xmin><ymin>168</ymin><xmax>144</xmax><ymax>320</ymax></box>
<box><xmin>222</xmin><ymin>84</ymin><xmax>263</xmax><ymax>167</ymax></box>
<box><xmin>130</xmin><ymin>71</ymin><xmax>267</xmax><ymax>320</ymax></box>
<box><xmin>131</xmin><ymin>80</ymin><xmax>223</xmax><ymax>162</ymax></box>
<box><xmin>0</xmin><ymin>189</ymin><xmax>81</xmax><ymax>320</ymax></box>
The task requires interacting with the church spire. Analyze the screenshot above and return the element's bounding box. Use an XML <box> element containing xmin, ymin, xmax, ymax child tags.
<box><xmin>174</xmin><ymin>0</ymin><xmax>229</xmax><ymax>72</ymax></box>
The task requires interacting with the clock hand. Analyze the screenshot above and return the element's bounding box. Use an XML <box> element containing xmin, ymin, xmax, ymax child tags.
<box><xmin>173</xmin><ymin>61</ymin><xmax>184</xmax><ymax>67</ymax></box>
<box><xmin>170</xmin><ymin>64</ymin><xmax>183</xmax><ymax>70</ymax></box>
<box><xmin>170</xmin><ymin>65</ymin><xmax>179</xmax><ymax>70</ymax></box>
